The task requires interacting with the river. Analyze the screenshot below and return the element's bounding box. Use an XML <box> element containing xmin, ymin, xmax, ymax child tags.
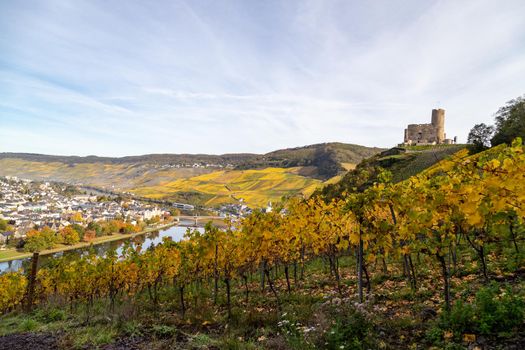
<box><xmin>0</xmin><ymin>221</ymin><xmax>202</xmax><ymax>274</ymax></box>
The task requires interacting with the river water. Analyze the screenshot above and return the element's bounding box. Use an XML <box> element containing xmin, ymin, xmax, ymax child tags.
<box><xmin>0</xmin><ymin>221</ymin><xmax>202</xmax><ymax>274</ymax></box>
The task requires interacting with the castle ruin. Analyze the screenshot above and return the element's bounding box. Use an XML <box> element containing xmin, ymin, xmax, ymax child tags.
<box><xmin>403</xmin><ymin>109</ymin><xmax>455</xmax><ymax>145</ymax></box>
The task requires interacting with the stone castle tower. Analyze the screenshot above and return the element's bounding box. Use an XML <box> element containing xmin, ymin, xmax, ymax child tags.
<box><xmin>403</xmin><ymin>108</ymin><xmax>452</xmax><ymax>145</ymax></box>
<box><xmin>431</xmin><ymin>108</ymin><xmax>445</xmax><ymax>143</ymax></box>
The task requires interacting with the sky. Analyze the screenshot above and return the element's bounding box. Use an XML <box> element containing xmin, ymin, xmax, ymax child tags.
<box><xmin>1</xmin><ymin>0</ymin><xmax>524</xmax><ymax>157</ymax></box>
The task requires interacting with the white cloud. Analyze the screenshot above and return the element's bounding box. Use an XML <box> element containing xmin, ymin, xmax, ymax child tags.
<box><xmin>0</xmin><ymin>0</ymin><xmax>524</xmax><ymax>155</ymax></box>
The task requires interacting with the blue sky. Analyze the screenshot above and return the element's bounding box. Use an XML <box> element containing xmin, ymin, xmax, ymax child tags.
<box><xmin>1</xmin><ymin>0</ymin><xmax>524</xmax><ymax>156</ymax></box>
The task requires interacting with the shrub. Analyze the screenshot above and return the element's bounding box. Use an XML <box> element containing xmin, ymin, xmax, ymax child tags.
<box><xmin>20</xmin><ymin>318</ymin><xmax>39</xmax><ymax>332</ymax></box>
<box><xmin>323</xmin><ymin>306</ymin><xmax>376</xmax><ymax>350</ymax></box>
<box><xmin>152</xmin><ymin>324</ymin><xmax>175</xmax><ymax>339</ymax></box>
<box><xmin>0</xmin><ymin>272</ymin><xmax>28</xmax><ymax>313</ymax></box>
<box><xmin>37</xmin><ymin>308</ymin><xmax>66</xmax><ymax>322</ymax></box>
<box><xmin>431</xmin><ymin>283</ymin><xmax>525</xmax><ymax>344</ymax></box>
<box><xmin>441</xmin><ymin>300</ymin><xmax>476</xmax><ymax>338</ymax></box>
<box><xmin>120</xmin><ymin>321</ymin><xmax>143</xmax><ymax>338</ymax></box>
<box><xmin>475</xmin><ymin>284</ymin><xmax>524</xmax><ymax>335</ymax></box>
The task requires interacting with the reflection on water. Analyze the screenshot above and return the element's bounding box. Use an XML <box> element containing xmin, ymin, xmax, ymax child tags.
<box><xmin>0</xmin><ymin>222</ymin><xmax>201</xmax><ymax>274</ymax></box>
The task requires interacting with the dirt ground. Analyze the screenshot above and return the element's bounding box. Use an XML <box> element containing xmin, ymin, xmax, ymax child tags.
<box><xmin>0</xmin><ymin>333</ymin><xmax>59</xmax><ymax>350</ymax></box>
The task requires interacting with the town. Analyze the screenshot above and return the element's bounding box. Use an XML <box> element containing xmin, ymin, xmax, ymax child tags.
<box><xmin>0</xmin><ymin>176</ymin><xmax>167</xmax><ymax>248</ymax></box>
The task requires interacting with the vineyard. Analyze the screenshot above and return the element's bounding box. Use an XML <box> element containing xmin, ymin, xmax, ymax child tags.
<box><xmin>130</xmin><ymin>167</ymin><xmax>323</xmax><ymax>207</ymax></box>
<box><xmin>1</xmin><ymin>139</ymin><xmax>525</xmax><ymax>349</ymax></box>
<box><xmin>0</xmin><ymin>142</ymin><xmax>382</xmax><ymax>209</ymax></box>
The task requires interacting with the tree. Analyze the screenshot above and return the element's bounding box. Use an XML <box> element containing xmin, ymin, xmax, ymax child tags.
<box><xmin>468</xmin><ymin>123</ymin><xmax>494</xmax><ymax>151</ymax></box>
<box><xmin>313</xmin><ymin>146</ymin><xmax>342</xmax><ymax>179</ymax></box>
<box><xmin>87</xmin><ymin>221</ymin><xmax>103</xmax><ymax>237</ymax></box>
<box><xmin>71</xmin><ymin>224</ymin><xmax>85</xmax><ymax>240</ymax></box>
<box><xmin>169</xmin><ymin>208</ymin><xmax>181</xmax><ymax>217</ymax></box>
<box><xmin>23</xmin><ymin>228</ymin><xmax>58</xmax><ymax>252</ymax></box>
<box><xmin>60</xmin><ymin>226</ymin><xmax>80</xmax><ymax>245</ymax></box>
<box><xmin>24</xmin><ymin>230</ymin><xmax>47</xmax><ymax>252</ymax></box>
<box><xmin>0</xmin><ymin>218</ymin><xmax>8</xmax><ymax>232</ymax></box>
<box><xmin>40</xmin><ymin>227</ymin><xmax>59</xmax><ymax>248</ymax></box>
<box><xmin>71</xmin><ymin>212</ymin><xmax>83</xmax><ymax>223</ymax></box>
<box><xmin>0</xmin><ymin>219</ymin><xmax>13</xmax><ymax>244</ymax></box>
<box><xmin>491</xmin><ymin>95</ymin><xmax>525</xmax><ymax>146</ymax></box>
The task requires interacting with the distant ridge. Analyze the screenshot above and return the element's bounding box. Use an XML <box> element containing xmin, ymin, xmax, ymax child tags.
<box><xmin>0</xmin><ymin>152</ymin><xmax>257</xmax><ymax>166</ymax></box>
<box><xmin>0</xmin><ymin>143</ymin><xmax>384</xmax><ymax>207</ymax></box>
<box><xmin>0</xmin><ymin>142</ymin><xmax>384</xmax><ymax>178</ymax></box>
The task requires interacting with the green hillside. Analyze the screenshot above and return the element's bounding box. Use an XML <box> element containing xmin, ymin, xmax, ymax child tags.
<box><xmin>316</xmin><ymin>144</ymin><xmax>468</xmax><ymax>200</ymax></box>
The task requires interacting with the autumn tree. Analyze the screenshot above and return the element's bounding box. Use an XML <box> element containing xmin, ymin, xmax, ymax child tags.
<box><xmin>60</xmin><ymin>226</ymin><xmax>80</xmax><ymax>245</ymax></box>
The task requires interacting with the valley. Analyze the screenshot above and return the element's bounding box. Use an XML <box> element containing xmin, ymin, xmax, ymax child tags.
<box><xmin>0</xmin><ymin>143</ymin><xmax>382</xmax><ymax>208</ymax></box>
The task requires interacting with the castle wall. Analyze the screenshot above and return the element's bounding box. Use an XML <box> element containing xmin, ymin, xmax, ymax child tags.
<box><xmin>404</xmin><ymin>124</ymin><xmax>438</xmax><ymax>144</ymax></box>
<box><xmin>403</xmin><ymin>108</ymin><xmax>449</xmax><ymax>145</ymax></box>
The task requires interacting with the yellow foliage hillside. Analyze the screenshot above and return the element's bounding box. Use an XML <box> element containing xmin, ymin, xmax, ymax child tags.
<box><xmin>0</xmin><ymin>159</ymin><xmax>336</xmax><ymax>208</ymax></box>
<box><xmin>130</xmin><ymin>167</ymin><xmax>324</xmax><ymax>207</ymax></box>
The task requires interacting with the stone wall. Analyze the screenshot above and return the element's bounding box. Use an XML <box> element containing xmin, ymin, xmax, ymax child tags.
<box><xmin>404</xmin><ymin>123</ymin><xmax>439</xmax><ymax>145</ymax></box>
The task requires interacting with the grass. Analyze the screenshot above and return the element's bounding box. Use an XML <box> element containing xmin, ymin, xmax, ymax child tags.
<box><xmin>0</xmin><ymin>309</ymin><xmax>120</xmax><ymax>349</ymax></box>
<box><xmin>0</xmin><ymin>250</ymin><xmax>31</xmax><ymax>262</ymax></box>
<box><xmin>389</xmin><ymin>145</ymin><xmax>468</xmax><ymax>182</ymax></box>
<box><xmin>401</xmin><ymin>144</ymin><xmax>466</xmax><ymax>151</ymax></box>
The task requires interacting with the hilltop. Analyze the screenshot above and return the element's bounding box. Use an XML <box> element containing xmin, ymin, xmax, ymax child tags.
<box><xmin>0</xmin><ymin>142</ymin><xmax>381</xmax><ymax>177</ymax></box>
<box><xmin>0</xmin><ymin>143</ymin><xmax>383</xmax><ymax>208</ymax></box>
<box><xmin>316</xmin><ymin>143</ymin><xmax>468</xmax><ymax>200</ymax></box>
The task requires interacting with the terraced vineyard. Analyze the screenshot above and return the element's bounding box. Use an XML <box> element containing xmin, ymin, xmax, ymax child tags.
<box><xmin>0</xmin><ymin>143</ymin><xmax>382</xmax><ymax>208</ymax></box>
<box><xmin>130</xmin><ymin>167</ymin><xmax>323</xmax><ymax>207</ymax></box>
<box><xmin>0</xmin><ymin>158</ymin><xmax>214</xmax><ymax>190</ymax></box>
<box><xmin>0</xmin><ymin>159</ymin><xmax>325</xmax><ymax>207</ymax></box>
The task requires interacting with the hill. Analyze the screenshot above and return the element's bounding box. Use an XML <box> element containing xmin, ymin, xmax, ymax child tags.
<box><xmin>0</xmin><ymin>143</ymin><xmax>382</xmax><ymax>178</ymax></box>
<box><xmin>131</xmin><ymin>167</ymin><xmax>322</xmax><ymax>207</ymax></box>
<box><xmin>316</xmin><ymin>143</ymin><xmax>468</xmax><ymax>200</ymax></box>
<box><xmin>0</xmin><ymin>143</ymin><xmax>383</xmax><ymax>208</ymax></box>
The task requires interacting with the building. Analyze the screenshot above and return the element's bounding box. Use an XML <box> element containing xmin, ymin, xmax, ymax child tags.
<box><xmin>403</xmin><ymin>109</ymin><xmax>455</xmax><ymax>145</ymax></box>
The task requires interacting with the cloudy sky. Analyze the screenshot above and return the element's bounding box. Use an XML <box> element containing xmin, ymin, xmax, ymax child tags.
<box><xmin>1</xmin><ymin>0</ymin><xmax>524</xmax><ymax>156</ymax></box>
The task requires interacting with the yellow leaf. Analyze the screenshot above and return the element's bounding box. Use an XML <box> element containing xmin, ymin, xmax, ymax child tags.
<box><xmin>463</xmin><ymin>333</ymin><xmax>476</xmax><ymax>343</ymax></box>
<box><xmin>444</xmin><ymin>331</ymin><xmax>453</xmax><ymax>339</ymax></box>
<box><xmin>466</xmin><ymin>212</ymin><xmax>483</xmax><ymax>227</ymax></box>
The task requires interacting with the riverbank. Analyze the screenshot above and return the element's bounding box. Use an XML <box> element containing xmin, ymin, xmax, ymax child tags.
<box><xmin>0</xmin><ymin>222</ymin><xmax>178</xmax><ymax>263</ymax></box>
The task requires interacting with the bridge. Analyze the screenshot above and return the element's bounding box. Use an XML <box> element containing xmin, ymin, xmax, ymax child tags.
<box><xmin>176</xmin><ymin>215</ymin><xmax>224</xmax><ymax>226</ymax></box>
